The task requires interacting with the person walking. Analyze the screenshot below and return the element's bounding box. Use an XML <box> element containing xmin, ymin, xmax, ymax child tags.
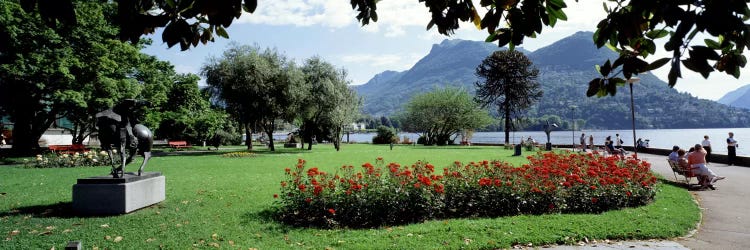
<box><xmin>588</xmin><ymin>135</ymin><xmax>595</xmax><ymax>152</ymax></box>
<box><xmin>580</xmin><ymin>133</ymin><xmax>586</xmax><ymax>152</ymax></box>
<box><xmin>615</xmin><ymin>133</ymin><xmax>623</xmax><ymax>149</ymax></box>
<box><xmin>701</xmin><ymin>135</ymin><xmax>712</xmax><ymax>164</ymax></box>
<box><xmin>727</xmin><ymin>132</ymin><xmax>738</xmax><ymax>166</ymax></box>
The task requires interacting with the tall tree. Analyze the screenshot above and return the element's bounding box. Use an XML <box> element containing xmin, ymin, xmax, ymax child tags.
<box><xmin>0</xmin><ymin>0</ymin><xmax>154</xmax><ymax>154</ymax></box>
<box><xmin>156</xmin><ymin>74</ymin><xmax>227</xmax><ymax>145</ymax></box>
<box><xmin>328</xmin><ymin>86</ymin><xmax>361</xmax><ymax>151</ymax></box>
<box><xmin>398</xmin><ymin>87</ymin><xmax>493</xmax><ymax>145</ymax></box>
<box><xmin>475</xmin><ymin>50</ymin><xmax>543</xmax><ymax>145</ymax></box>
<box><xmin>20</xmin><ymin>0</ymin><xmax>750</xmax><ymax>89</ymax></box>
<box><xmin>298</xmin><ymin>57</ymin><xmax>361</xmax><ymax>151</ymax></box>
<box><xmin>202</xmin><ymin>44</ymin><xmax>305</xmax><ymax>151</ymax></box>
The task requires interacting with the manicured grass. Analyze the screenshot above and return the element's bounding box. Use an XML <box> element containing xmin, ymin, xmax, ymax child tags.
<box><xmin>0</xmin><ymin>144</ymin><xmax>699</xmax><ymax>249</ymax></box>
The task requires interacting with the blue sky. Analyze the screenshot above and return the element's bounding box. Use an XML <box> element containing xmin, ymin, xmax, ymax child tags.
<box><xmin>141</xmin><ymin>0</ymin><xmax>749</xmax><ymax>101</ymax></box>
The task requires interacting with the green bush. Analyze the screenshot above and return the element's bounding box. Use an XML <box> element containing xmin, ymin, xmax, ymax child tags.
<box><xmin>274</xmin><ymin>152</ymin><xmax>657</xmax><ymax>228</ymax></box>
<box><xmin>212</xmin><ymin>130</ymin><xmax>241</xmax><ymax>146</ymax></box>
<box><xmin>372</xmin><ymin>125</ymin><xmax>397</xmax><ymax>144</ymax></box>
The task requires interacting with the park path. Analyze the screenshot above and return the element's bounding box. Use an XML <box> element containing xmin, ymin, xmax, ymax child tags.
<box><xmin>549</xmin><ymin>152</ymin><xmax>750</xmax><ymax>250</ymax></box>
<box><xmin>637</xmin><ymin>153</ymin><xmax>750</xmax><ymax>250</ymax></box>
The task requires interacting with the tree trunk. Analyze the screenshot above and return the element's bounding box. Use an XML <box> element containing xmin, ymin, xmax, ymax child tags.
<box><xmin>333</xmin><ymin>126</ymin><xmax>341</xmax><ymax>151</ymax></box>
<box><xmin>11</xmin><ymin>111</ymin><xmax>44</xmax><ymax>156</ymax></box>
<box><xmin>244</xmin><ymin>123</ymin><xmax>253</xmax><ymax>151</ymax></box>
<box><xmin>504</xmin><ymin>106</ymin><xmax>512</xmax><ymax>145</ymax></box>
<box><xmin>266</xmin><ymin>129</ymin><xmax>275</xmax><ymax>151</ymax></box>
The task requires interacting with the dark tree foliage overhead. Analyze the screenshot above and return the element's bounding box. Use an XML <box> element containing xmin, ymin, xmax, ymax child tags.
<box><xmin>20</xmin><ymin>0</ymin><xmax>750</xmax><ymax>92</ymax></box>
<box><xmin>475</xmin><ymin>50</ymin><xmax>542</xmax><ymax>145</ymax></box>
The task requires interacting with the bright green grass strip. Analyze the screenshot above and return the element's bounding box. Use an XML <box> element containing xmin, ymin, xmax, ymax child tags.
<box><xmin>0</xmin><ymin>144</ymin><xmax>698</xmax><ymax>249</ymax></box>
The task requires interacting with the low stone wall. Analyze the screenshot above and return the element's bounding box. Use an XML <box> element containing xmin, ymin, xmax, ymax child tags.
<box><xmin>472</xmin><ymin>143</ymin><xmax>749</xmax><ymax>167</ymax></box>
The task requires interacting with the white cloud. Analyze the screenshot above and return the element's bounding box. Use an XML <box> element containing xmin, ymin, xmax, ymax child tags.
<box><xmin>238</xmin><ymin>0</ymin><xmax>354</xmax><ymax>28</ymax></box>
<box><xmin>340</xmin><ymin>53</ymin><xmax>421</xmax><ymax>69</ymax></box>
<box><xmin>173</xmin><ymin>64</ymin><xmax>199</xmax><ymax>75</ymax></box>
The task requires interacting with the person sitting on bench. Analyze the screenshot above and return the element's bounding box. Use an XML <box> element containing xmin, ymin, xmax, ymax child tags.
<box><xmin>687</xmin><ymin>144</ymin><xmax>725</xmax><ymax>189</ymax></box>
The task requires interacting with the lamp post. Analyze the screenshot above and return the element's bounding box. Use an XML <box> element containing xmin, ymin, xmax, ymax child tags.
<box><xmin>570</xmin><ymin>105</ymin><xmax>577</xmax><ymax>151</ymax></box>
<box><xmin>628</xmin><ymin>77</ymin><xmax>640</xmax><ymax>159</ymax></box>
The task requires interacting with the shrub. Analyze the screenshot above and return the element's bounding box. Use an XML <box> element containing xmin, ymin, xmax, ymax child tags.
<box><xmin>371</xmin><ymin>125</ymin><xmax>397</xmax><ymax>144</ymax></box>
<box><xmin>24</xmin><ymin>150</ymin><xmax>119</xmax><ymax>168</ymax></box>
<box><xmin>212</xmin><ymin>130</ymin><xmax>241</xmax><ymax>146</ymax></box>
<box><xmin>274</xmin><ymin>152</ymin><xmax>657</xmax><ymax>228</ymax></box>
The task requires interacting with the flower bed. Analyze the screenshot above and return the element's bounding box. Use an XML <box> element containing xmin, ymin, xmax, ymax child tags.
<box><xmin>24</xmin><ymin>150</ymin><xmax>119</xmax><ymax>168</ymax></box>
<box><xmin>274</xmin><ymin>151</ymin><xmax>657</xmax><ymax>228</ymax></box>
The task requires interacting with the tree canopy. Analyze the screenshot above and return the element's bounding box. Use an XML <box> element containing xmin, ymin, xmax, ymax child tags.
<box><xmin>20</xmin><ymin>0</ymin><xmax>750</xmax><ymax>91</ymax></box>
<box><xmin>298</xmin><ymin>57</ymin><xmax>361</xmax><ymax>151</ymax></box>
<box><xmin>0</xmin><ymin>0</ymin><xmax>171</xmax><ymax>154</ymax></box>
<box><xmin>475</xmin><ymin>50</ymin><xmax>542</xmax><ymax>145</ymax></box>
<box><xmin>398</xmin><ymin>87</ymin><xmax>493</xmax><ymax>145</ymax></box>
<box><xmin>202</xmin><ymin>44</ymin><xmax>306</xmax><ymax>151</ymax></box>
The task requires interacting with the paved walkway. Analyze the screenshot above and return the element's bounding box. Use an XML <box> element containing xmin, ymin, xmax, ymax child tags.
<box><xmin>641</xmin><ymin>153</ymin><xmax>750</xmax><ymax>249</ymax></box>
<box><xmin>553</xmin><ymin>153</ymin><xmax>750</xmax><ymax>249</ymax></box>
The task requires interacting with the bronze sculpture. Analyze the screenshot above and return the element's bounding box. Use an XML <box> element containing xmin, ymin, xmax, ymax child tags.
<box><xmin>95</xmin><ymin>99</ymin><xmax>153</xmax><ymax>178</ymax></box>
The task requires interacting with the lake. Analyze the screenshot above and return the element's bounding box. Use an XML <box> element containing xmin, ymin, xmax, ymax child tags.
<box><xmin>343</xmin><ymin>128</ymin><xmax>750</xmax><ymax>156</ymax></box>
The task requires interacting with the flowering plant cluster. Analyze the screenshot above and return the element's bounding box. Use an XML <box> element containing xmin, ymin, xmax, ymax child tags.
<box><xmin>274</xmin><ymin>152</ymin><xmax>657</xmax><ymax>228</ymax></box>
<box><xmin>221</xmin><ymin>152</ymin><xmax>256</xmax><ymax>158</ymax></box>
<box><xmin>24</xmin><ymin>150</ymin><xmax>118</xmax><ymax>168</ymax></box>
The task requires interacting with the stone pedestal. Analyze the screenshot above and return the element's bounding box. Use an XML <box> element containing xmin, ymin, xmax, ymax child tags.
<box><xmin>72</xmin><ymin>172</ymin><xmax>165</xmax><ymax>215</ymax></box>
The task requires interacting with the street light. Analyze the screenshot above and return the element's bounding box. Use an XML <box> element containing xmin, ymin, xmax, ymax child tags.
<box><xmin>570</xmin><ymin>105</ymin><xmax>577</xmax><ymax>151</ymax></box>
<box><xmin>628</xmin><ymin>77</ymin><xmax>640</xmax><ymax>159</ymax></box>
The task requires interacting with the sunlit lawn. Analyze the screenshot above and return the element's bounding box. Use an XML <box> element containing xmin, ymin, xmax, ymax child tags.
<box><xmin>0</xmin><ymin>144</ymin><xmax>699</xmax><ymax>249</ymax></box>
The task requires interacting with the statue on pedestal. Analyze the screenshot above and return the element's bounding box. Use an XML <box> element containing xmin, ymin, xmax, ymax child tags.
<box><xmin>543</xmin><ymin>120</ymin><xmax>558</xmax><ymax>150</ymax></box>
<box><xmin>96</xmin><ymin>99</ymin><xmax>153</xmax><ymax>178</ymax></box>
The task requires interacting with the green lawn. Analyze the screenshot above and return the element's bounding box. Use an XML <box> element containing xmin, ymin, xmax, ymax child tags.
<box><xmin>0</xmin><ymin>144</ymin><xmax>699</xmax><ymax>249</ymax></box>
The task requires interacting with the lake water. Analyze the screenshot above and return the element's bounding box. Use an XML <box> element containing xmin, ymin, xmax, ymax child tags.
<box><xmin>343</xmin><ymin>128</ymin><xmax>750</xmax><ymax>156</ymax></box>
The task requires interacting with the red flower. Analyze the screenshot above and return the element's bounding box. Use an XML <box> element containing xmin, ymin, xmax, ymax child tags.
<box><xmin>478</xmin><ymin>177</ymin><xmax>491</xmax><ymax>186</ymax></box>
<box><xmin>298</xmin><ymin>184</ymin><xmax>307</xmax><ymax>192</ymax></box>
<box><xmin>591</xmin><ymin>197</ymin><xmax>598</xmax><ymax>203</ymax></box>
<box><xmin>434</xmin><ymin>184</ymin><xmax>444</xmax><ymax>193</ymax></box>
<box><xmin>273</xmin><ymin>194</ymin><xmax>278</xmax><ymax>198</ymax></box>
<box><xmin>328</xmin><ymin>208</ymin><xmax>336</xmax><ymax>215</ymax></box>
<box><xmin>307</xmin><ymin>167</ymin><xmax>320</xmax><ymax>177</ymax></box>
<box><xmin>305</xmin><ymin>198</ymin><xmax>312</xmax><ymax>203</ymax></box>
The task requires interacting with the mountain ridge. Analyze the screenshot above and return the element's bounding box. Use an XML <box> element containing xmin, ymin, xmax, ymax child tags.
<box><xmin>355</xmin><ymin>32</ymin><xmax>750</xmax><ymax>129</ymax></box>
<box><xmin>718</xmin><ymin>84</ymin><xmax>750</xmax><ymax>110</ymax></box>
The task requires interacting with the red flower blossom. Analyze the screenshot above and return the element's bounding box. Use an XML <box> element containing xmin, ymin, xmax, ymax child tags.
<box><xmin>273</xmin><ymin>194</ymin><xmax>278</xmax><ymax>198</ymax></box>
<box><xmin>434</xmin><ymin>184</ymin><xmax>444</xmax><ymax>193</ymax></box>
<box><xmin>328</xmin><ymin>208</ymin><xmax>336</xmax><ymax>215</ymax></box>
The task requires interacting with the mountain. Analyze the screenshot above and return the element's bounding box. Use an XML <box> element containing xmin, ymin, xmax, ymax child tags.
<box><xmin>355</xmin><ymin>31</ymin><xmax>750</xmax><ymax>129</ymax></box>
<box><xmin>718</xmin><ymin>84</ymin><xmax>750</xmax><ymax>110</ymax></box>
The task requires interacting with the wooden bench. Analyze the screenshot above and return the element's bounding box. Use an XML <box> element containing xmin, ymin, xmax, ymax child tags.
<box><xmin>48</xmin><ymin>144</ymin><xmax>90</xmax><ymax>154</ymax></box>
<box><xmin>168</xmin><ymin>140</ymin><xmax>190</xmax><ymax>150</ymax></box>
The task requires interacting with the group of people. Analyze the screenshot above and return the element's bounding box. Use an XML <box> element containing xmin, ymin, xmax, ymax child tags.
<box><xmin>578</xmin><ymin>133</ymin><xmax>628</xmax><ymax>156</ymax></box>
<box><xmin>668</xmin><ymin>132</ymin><xmax>740</xmax><ymax>190</ymax></box>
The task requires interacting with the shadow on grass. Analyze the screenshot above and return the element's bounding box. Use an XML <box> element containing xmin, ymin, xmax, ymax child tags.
<box><xmin>0</xmin><ymin>202</ymin><xmax>85</xmax><ymax>219</ymax></box>
<box><xmin>241</xmin><ymin>209</ymin><xmax>295</xmax><ymax>233</ymax></box>
<box><xmin>409</xmin><ymin>146</ymin><xmax>494</xmax><ymax>150</ymax></box>
<box><xmin>152</xmin><ymin>147</ymin><xmax>315</xmax><ymax>158</ymax></box>
<box><xmin>659</xmin><ymin>177</ymin><xmax>708</xmax><ymax>191</ymax></box>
